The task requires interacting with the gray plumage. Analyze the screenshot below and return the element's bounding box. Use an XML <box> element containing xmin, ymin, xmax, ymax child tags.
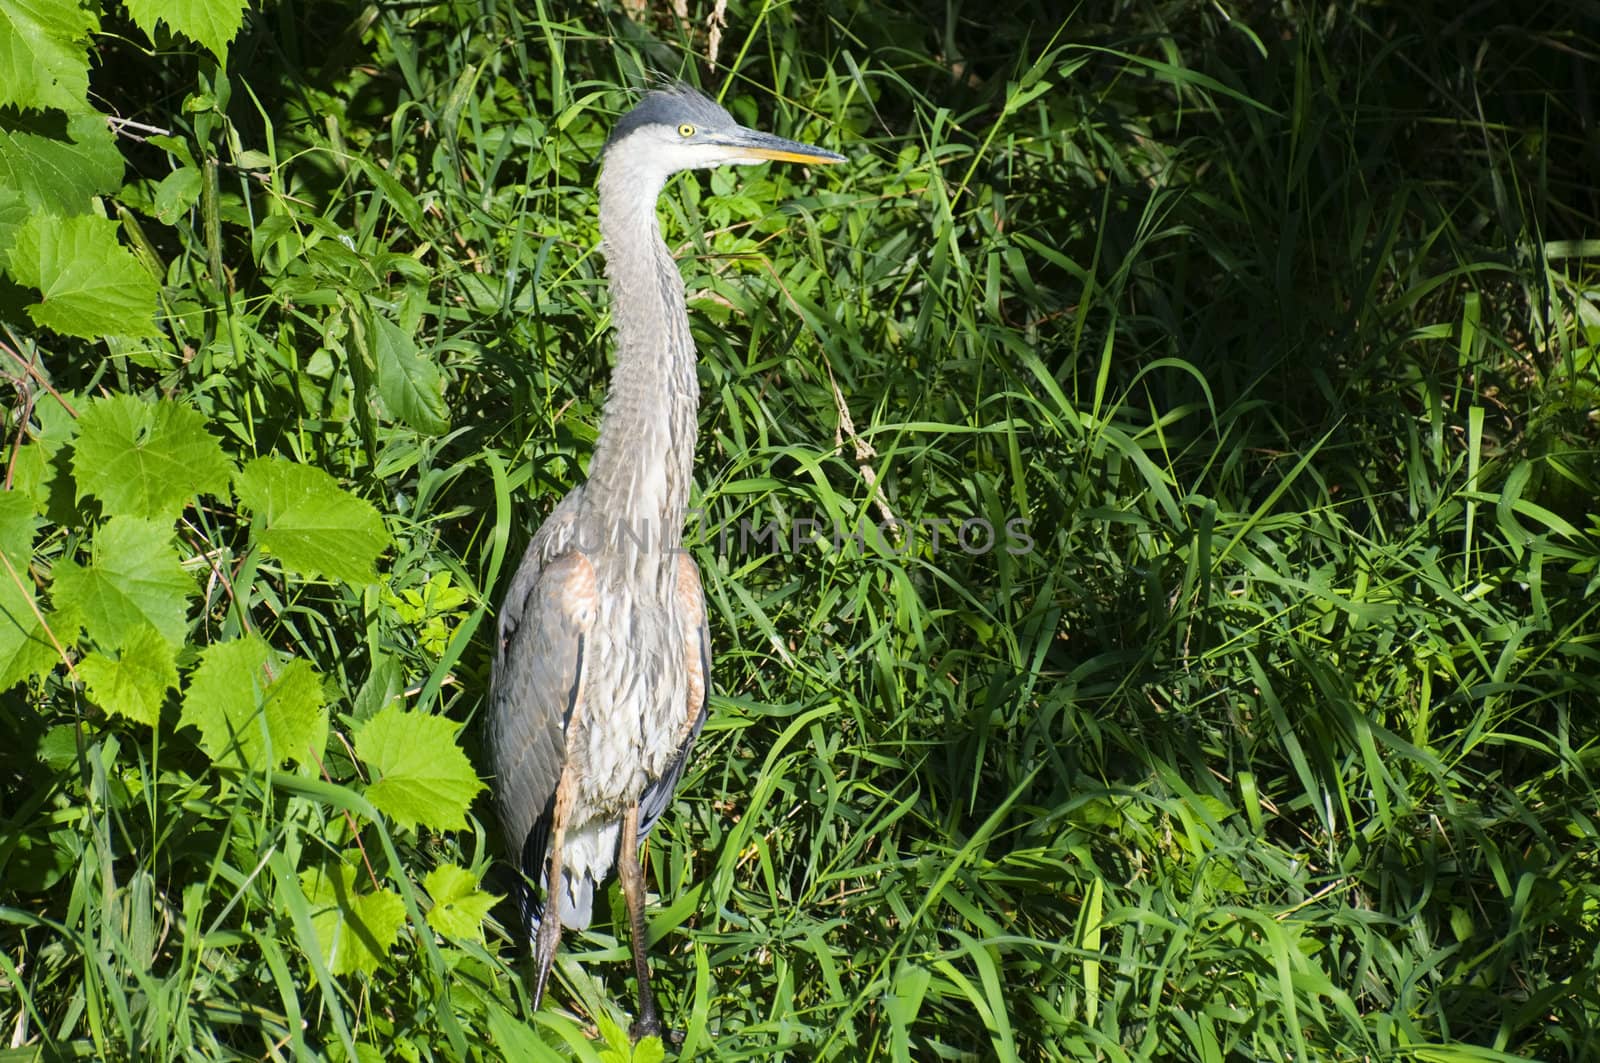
<box><xmin>486</xmin><ymin>82</ymin><xmax>843</xmax><ymax>1038</ymax></box>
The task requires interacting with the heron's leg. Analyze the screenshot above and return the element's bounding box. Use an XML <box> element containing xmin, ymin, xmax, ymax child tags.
<box><xmin>532</xmin><ymin>773</ymin><xmax>576</xmax><ymax>1010</ymax></box>
<box><xmin>618</xmin><ymin>802</ymin><xmax>662</xmax><ymax>1039</ymax></box>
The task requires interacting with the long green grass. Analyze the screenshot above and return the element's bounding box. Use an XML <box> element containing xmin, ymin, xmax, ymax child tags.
<box><xmin>3</xmin><ymin>1</ymin><xmax>1598</xmax><ymax>1060</ymax></box>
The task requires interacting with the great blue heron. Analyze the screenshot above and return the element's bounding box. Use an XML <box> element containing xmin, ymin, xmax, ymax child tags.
<box><xmin>487</xmin><ymin>83</ymin><xmax>844</xmax><ymax>1037</ymax></box>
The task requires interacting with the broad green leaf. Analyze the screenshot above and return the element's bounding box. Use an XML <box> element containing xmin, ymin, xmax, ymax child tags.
<box><xmin>0</xmin><ymin>537</ymin><xmax>57</xmax><ymax>690</ymax></box>
<box><xmin>35</xmin><ymin>724</ymin><xmax>78</xmax><ymax>771</ymax></box>
<box><xmin>180</xmin><ymin>636</ymin><xmax>328</xmax><ymax>771</ymax></box>
<box><xmin>9</xmin><ymin>214</ymin><xmax>160</xmax><ymax>339</ymax></box>
<box><xmin>20</xmin><ymin>386</ymin><xmax>79</xmax><ymax>448</ymax></box>
<box><xmin>596</xmin><ymin>1016</ymin><xmax>630</xmax><ymax>1061</ymax></box>
<box><xmin>37</xmin><ymin>388</ymin><xmax>78</xmax><ymax>435</ymax></box>
<box><xmin>0</xmin><ymin>490</ymin><xmax>35</xmax><ymax>559</ymax></box>
<box><xmin>78</xmin><ymin>624</ymin><xmax>178</xmax><ymax>726</ymax></box>
<box><xmin>236</xmin><ymin>458</ymin><xmax>390</xmax><ymax>585</ymax></box>
<box><xmin>73</xmin><ymin>394</ymin><xmax>233</xmax><ymax>522</ymax></box>
<box><xmin>12</xmin><ymin>443</ymin><xmax>77</xmax><ymax>523</ymax></box>
<box><xmin>8</xmin><ymin>389</ymin><xmax>80</xmax><ymax>515</ymax></box>
<box><xmin>351</xmin><ymin>652</ymin><xmax>404</xmax><ymax>723</ymax></box>
<box><xmin>301</xmin><ymin>861</ymin><xmax>406</xmax><ymax>978</ymax></box>
<box><xmin>152</xmin><ymin>164</ymin><xmax>203</xmax><ymax>224</ymax></box>
<box><xmin>598</xmin><ymin>1016</ymin><xmax>664</xmax><ymax>1063</ymax></box>
<box><xmin>8</xmin><ymin>442</ymin><xmax>56</xmax><ymax>510</ymax></box>
<box><xmin>0</xmin><ymin>185</ymin><xmax>25</xmax><ymax>260</ymax></box>
<box><xmin>355</xmin><ymin>703</ymin><xmax>484</xmax><ymax>832</ymax></box>
<box><xmin>0</xmin><ymin>112</ymin><xmax>122</xmax><ymax>218</ymax></box>
<box><xmin>0</xmin><ymin>488</ymin><xmax>51</xmax><ymax>695</ymax></box>
<box><xmin>4</xmin><ymin>818</ymin><xmax>75</xmax><ymax>893</ymax></box>
<box><xmin>51</xmin><ymin>515</ymin><xmax>193</xmax><ymax>649</ymax></box>
<box><xmin>0</xmin><ymin>0</ymin><xmax>97</xmax><ymax>111</ymax></box>
<box><xmin>369</xmin><ymin>312</ymin><xmax>449</xmax><ymax>435</ymax></box>
<box><xmin>123</xmin><ymin>0</ymin><xmax>245</xmax><ymax>62</ymax></box>
<box><xmin>423</xmin><ymin>864</ymin><xmax>500</xmax><ymax>943</ymax></box>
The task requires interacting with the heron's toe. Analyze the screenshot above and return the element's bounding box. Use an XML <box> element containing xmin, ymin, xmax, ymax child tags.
<box><xmin>629</xmin><ymin>1015</ymin><xmax>673</xmax><ymax>1043</ymax></box>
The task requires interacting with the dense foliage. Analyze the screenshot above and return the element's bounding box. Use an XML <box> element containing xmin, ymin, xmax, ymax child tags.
<box><xmin>2</xmin><ymin>1</ymin><xmax>1597</xmax><ymax>1059</ymax></box>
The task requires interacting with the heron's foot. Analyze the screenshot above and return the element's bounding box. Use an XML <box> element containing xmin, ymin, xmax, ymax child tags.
<box><xmin>530</xmin><ymin>916</ymin><xmax>563</xmax><ymax>1010</ymax></box>
<box><xmin>629</xmin><ymin>1014</ymin><xmax>682</xmax><ymax>1044</ymax></box>
<box><xmin>629</xmin><ymin>1013</ymin><xmax>660</xmax><ymax>1042</ymax></box>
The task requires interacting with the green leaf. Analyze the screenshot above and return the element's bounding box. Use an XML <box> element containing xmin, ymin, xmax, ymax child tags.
<box><xmin>17</xmin><ymin>386</ymin><xmax>79</xmax><ymax>452</ymax></box>
<box><xmin>485</xmin><ymin>1006</ymin><xmax>561</xmax><ymax>1061</ymax></box>
<box><xmin>73</xmin><ymin>394</ymin><xmax>233</xmax><ymax>522</ymax></box>
<box><xmin>8</xmin><ymin>388</ymin><xmax>80</xmax><ymax>517</ymax></box>
<box><xmin>179</xmin><ymin>636</ymin><xmax>328</xmax><ymax>771</ymax></box>
<box><xmin>596</xmin><ymin>1015</ymin><xmax>629</xmax><ymax>1061</ymax></box>
<box><xmin>9</xmin><ymin>443</ymin><xmax>60</xmax><ymax>517</ymax></box>
<box><xmin>422</xmin><ymin>864</ymin><xmax>500</xmax><ymax>943</ymax></box>
<box><xmin>77</xmin><ymin>624</ymin><xmax>178</xmax><ymax>726</ymax></box>
<box><xmin>369</xmin><ymin>312</ymin><xmax>450</xmax><ymax>435</ymax></box>
<box><xmin>0</xmin><ymin>536</ymin><xmax>57</xmax><ymax>691</ymax></box>
<box><xmin>0</xmin><ymin>489</ymin><xmax>36</xmax><ymax>559</ymax></box>
<box><xmin>0</xmin><ymin>112</ymin><xmax>122</xmax><ymax>218</ymax></box>
<box><xmin>51</xmin><ymin>515</ymin><xmax>193</xmax><ymax>649</ymax></box>
<box><xmin>0</xmin><ymin>0</ymin><xmax>98</xmax><ymax>111</ymax></box>
<box><xmin>301</xmin><ymin>860</ymin><xmax>406</xmax><ymax>978</ymax></box>
<box><xmin>8</xmin><ymin>213</ymin><xmax>160</xmax><ymax>339</ymax></box>
<box><xmin>123</xmin><ymin>0</ymin><xmax>245</xmax><ymax>62</ymax></box>
<box><xmin>4</xmin><ymin>819</ymin><xmax>75</xmax><ymax>893</ymax></box>
<box><xmin>236</xmin><ymin>458</ymin><xmax>390</xmax><ymax>585</ymax></box>
<box><xmin>598</xmin><ymin>1015</ymin><xmax>658</xmax><ymax>1063</ymax></box>
<box><xmin>152</xmin><ymin>164</ymin><xmax>203</xmax><ymax>225</ymax></box>
<box><xmin>0</xmin><ymin>185</ymin><xmax>25</xmax><ymax>259</ymax></box>
<box><xmin>13</xmin><ymin>447</ymin><xmax>78</xmax><ymax>525</ymax></box>
<box><xmin>355</xmin><ymin>703</ymin><xmax>485</xmax><ymax>832</ymax></box>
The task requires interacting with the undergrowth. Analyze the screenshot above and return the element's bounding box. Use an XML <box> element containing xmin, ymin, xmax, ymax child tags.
<box><xmin>2</xmin><ymin>1</ymin><xmax>1598</xmax><ymax>1060</ymax></box>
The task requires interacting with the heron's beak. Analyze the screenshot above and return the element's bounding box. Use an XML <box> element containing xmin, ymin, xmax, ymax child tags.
<box><xmin>715</xmin><ymin>128</ymin><xmax>846</xmax><ymax>165</ymax></box>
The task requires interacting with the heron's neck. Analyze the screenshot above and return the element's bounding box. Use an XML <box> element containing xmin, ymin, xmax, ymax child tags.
<box><xmin>584</xmin><ymin>166</ymin><xmax>700</xmax><ymax>558</ymax></box>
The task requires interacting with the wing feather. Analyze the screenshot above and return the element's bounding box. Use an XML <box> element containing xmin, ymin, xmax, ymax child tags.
<box><xmin>487</xmin><ymin>492</ymin><xmax>593</xmax><ymax>935</ymax></box>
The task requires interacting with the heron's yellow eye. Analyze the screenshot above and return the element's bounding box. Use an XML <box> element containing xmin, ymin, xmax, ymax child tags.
<box><xmin>677</xmin><ymin>123</ymin><xmax>696</xmax><ymax>138</ymax></box>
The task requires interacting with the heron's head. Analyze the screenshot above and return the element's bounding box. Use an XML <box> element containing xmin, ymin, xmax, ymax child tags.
<box><xmin>602</xmin><ymin>83</ymin><xmax>845</xmax><ymax>181</ymax></box>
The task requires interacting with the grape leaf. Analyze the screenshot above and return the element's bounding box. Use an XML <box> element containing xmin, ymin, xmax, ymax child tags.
<box><xmin>0</xmin><ymin>185</ymin><xmax>24</xmax><ymax>261</ymax></box>
<box><xmin>9</xmin><ymin>214</ymin><xmax>159</xmax><ymax>339</ymax></box>
<box><xmin>0</xmin><ymin>112</ymin><xmax>122</xmax><ymax>218</ymax></box>
<box><xmin>235</xmin><ymin>458</ymin><xmax>390</xmax><ymax>585</ymax></box>
<box><xmin>152</xmin><ymin>165</ymin><xmax>202</xmax><ymax>224</ymax></box>
<box><xmin>31</xmin><ymin>387</ymin><xmax>79</xmax><ymax>442</ymax></box>
<box><xmin>0</xmin><ymin>493</ymin><xmax>47</xmax><ymax>687</ymax></box>
<box><xmin>0</xmin><ymin>527</ymin><xmax>57</xmax><ymax>690</ymax></box>
<box><xmin>597</xmin><ymin>1015</ymin><xmax>665</xmax><ymax>1063</ymax></box>
<box><xmin>179</xmin><ymin>636</ymin><xmax>328</xmax><ymax>771</ymax></box>
<box><xmin>51</xmin><ymin>515</ymin><xmax>193</xmax><ymax>649</ymax></box>
<box><xmin>0</xmin><ymin>0</ymin><xmax>98</xmax><ymax>112</ymax></box>
<box><xmin>78</xmin><ymin>624</ymin><xmax>178</xmax><ymax>726</ymax></box>
<box><xmin>632</xmin><ymin>1035</ymin><xmax>666</xmax><ymax>1063</ymax></box>
<box><xmin>355</xmin><ymin>703</ymin><xmax>484</xmax><ymax>832</ymax></box>
<box><xmin>0</xmin><ymin>489</ymin><xmax>35</xmax><ymax>559</ymax></box>
<box><xmin>4</xmin><ymin>819</ymin><xmax>74</xmax><ymax>893</ymax></box>
<box><xmin>7</xmin><ymin>442</ymin><xmax>55</xmax><ymax>511</ymax></box>
<box><xmin>73</xmin><ymin>394</ymin><xmax>233</xmax><ymax>522</ymax></box>
<box><xmin>423</xmin><ymin>864</ymin><xmax>500</xmax><ymax>943</ymax></box>
<box><xmin>300</xmin><ymin>861</ymin><xmax>406</xmax><ymax>978</ymax></box>
<box><xmin>369</xmin><ymin>311</ymin><xmax>449</xmax><ymax>435</ymax></box>
<box><xmin>123</xmin><ymin>0</ymin><xmax>245</xmax><ymax>63</ymax></box>
<box><xmin>9</xmin><ymin>389</ymin><xmax>81</xmax><ymax>520</ymax></box>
